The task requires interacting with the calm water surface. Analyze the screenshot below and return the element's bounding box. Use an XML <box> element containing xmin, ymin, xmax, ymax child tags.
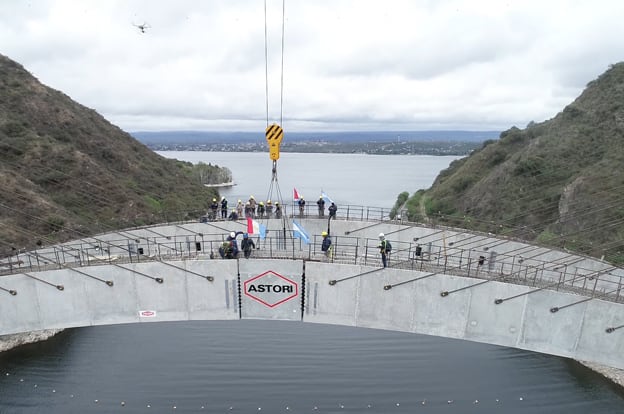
<box><xmin>1</xmin><ymin>152</ymin><xmax>623</xmax><ymax>413</ymax></box>
<box><xmin>157</xmin><ymin>151</ymin><xmax>460</xmax><ymax>208</ymax></box>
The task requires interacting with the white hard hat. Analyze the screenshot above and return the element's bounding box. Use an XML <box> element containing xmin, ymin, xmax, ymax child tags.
<box><xmin>379</xmin><ymin>233</ymin><xmax>385</xmax><ymax>239</ymax></box>
<box><xmin>230</xmin><ymin>232</ymin><xmax>235</xmax><ymax>238</ymax></box>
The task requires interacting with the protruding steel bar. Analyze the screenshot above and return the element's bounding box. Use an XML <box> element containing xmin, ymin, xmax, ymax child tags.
<box><xmin>606</xmin><ymin>324</ymin><xmax>624</xmax><ymax>333</ymax></box>
<box><xmin>550</xmin><ymin>285</ymin><xmax>622</xmax><ymax>313</ymax></box>
<box><xmin>494</xmin><ymin>267</ymin><xmax>617</xmax><ymax>305</ymax></box>
<box><xmin>0</xmin><ymin>285</ymin><xmax>17</xmax><ymax>296</ymax></box>
<box><xmin>156</xmin><ymin>259</ymin><xmax>214</xmax><ymax>282</ymax></box>
<box><xmin>329</xmin><ymin>267</ymin><xmax>385</xmax><ymax>285</ymax></box>
<box><xmin>114</xmin><ymin>264</ymin><xmax>164</xmax><ymax>283</ymax></box>
<box><xmin>22</xmin><ymin>272</ymin><xmax>64</xmax><ymax>290</ymax></box>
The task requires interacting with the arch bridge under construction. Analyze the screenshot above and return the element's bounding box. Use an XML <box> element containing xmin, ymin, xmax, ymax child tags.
<box><xmin>1</xmin><ymin>208</ymin><xmax>623</xmax><ymax>369</ymax></box>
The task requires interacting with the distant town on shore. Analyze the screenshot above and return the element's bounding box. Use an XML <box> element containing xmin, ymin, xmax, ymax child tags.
<box><xmin>132</xmin><ymin>130</ymin><xmax>501</xmax><ymax>156</ymax></box>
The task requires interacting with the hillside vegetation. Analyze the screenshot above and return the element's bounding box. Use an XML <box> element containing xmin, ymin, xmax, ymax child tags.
<box><xmin>0</xmin><ymin>54</ymin><xmax>223</xmax><ymax>252</ymax></box>
<box><xmin>397</xmin><ymin>62</ymin><xmax>624</xmax><ymax>264</ymax></box>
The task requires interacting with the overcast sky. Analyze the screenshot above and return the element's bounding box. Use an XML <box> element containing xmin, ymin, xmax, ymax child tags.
<box><xmin>1</xmin><ymin>0</ymin><xmax>623</xmax><ymax>133</ymax></box>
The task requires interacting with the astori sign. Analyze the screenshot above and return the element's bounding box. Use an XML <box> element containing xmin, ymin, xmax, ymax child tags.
<box><xmin>244</xmin><ymin>270</ymin><xmax>299</xmax><ymax>308</ymax></box>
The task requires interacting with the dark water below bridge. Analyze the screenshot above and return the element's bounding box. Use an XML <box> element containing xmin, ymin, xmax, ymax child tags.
<box><xmin>1</xmin><ymin>321</ymin><xmax>623</xmax><ymax>413</ymax></box>
<box><xmin>1</xmin><ymin>152</ymin><xmax>623</xmax><ymax>413</ymax></box>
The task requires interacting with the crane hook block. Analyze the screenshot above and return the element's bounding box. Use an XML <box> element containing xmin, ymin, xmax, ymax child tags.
<box><xmin>266</xmin><ymin>123</ymin><xmax>284</xmax><ymax>161</ymax></box>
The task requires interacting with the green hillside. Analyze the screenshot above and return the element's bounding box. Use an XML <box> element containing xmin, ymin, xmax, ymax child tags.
<box><xmin>0</xmin><ymin>54</ymin><xmax>224</xmax><ymax>252</ymax></box>
<box><xmin>397</xmin><ymin>62</ymin><xmax>624</xmax><ymax>264</ymax></box>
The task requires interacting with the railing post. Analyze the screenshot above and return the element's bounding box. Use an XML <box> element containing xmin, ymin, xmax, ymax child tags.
<box><xmin>459</xmin><ymin>249</ymin><xmax>464</xmax><ymax>269</ymax></box>
<box><xmin>26</xmin><ymin>250</ymin><xmax>33</xmax><ymax>271</ymax></box>
<box><xmin>32</xmin><ymin>248</ymin><xmax>40</xmax><ymax>271</ymax></box>
<box><xmin>53</xmin><ymin>247</ymin><xmax>61</xmax><ymax>269</ymax></box>
<box><xmin>436</xmin><ymin>245</ymin><xmax>441</xmax><ymax>267</ymax></box>
<box><xmin>591</xmin><ymin>274</ymin><xmax>599</xmax><ymax>296</ymax></box>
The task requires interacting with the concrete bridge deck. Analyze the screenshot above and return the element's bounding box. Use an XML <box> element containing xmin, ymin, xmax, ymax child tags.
<box><xmin>1</xmin><ymin>215</ymin><xmax>623</xmax><ymax>369</ymax></box>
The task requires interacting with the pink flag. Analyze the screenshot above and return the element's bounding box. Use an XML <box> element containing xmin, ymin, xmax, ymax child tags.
<box><xmin>293</xmin><ymin>187</ymin><xmax>301</xmax><ymax>200</ymax></box>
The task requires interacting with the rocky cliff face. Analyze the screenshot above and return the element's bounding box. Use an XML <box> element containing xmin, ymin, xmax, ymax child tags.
<box><xmin>0</xmin><ymin>329</ymin><xmax>62</xmax><ymax>352</ymax></box>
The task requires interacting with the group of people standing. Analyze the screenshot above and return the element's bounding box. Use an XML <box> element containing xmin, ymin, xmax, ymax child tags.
<box><xmin>208</xmin><ymin>195</ymin><xmax>391</xmax><ymax>268</ymax></box>
<box><xmin>209</xmin><ymin>195</ymin><xmax>338</xmax><ymax>221</ymax></box>
<box><xmin>316</xmin><ymin>196</ymin><xmax>337</xmax><ymax>219</ymax></box>
<box><xmin>218</xmin><ymin>231</ymin><xmax>257</xmax><ymax>259</ymax></box>
<box><xmin>207</xmin><ymin>196</ymin><xmax>283</xmax><ymax>221</ymax></box>
<box><xmin>319</xmin><ymin>231</ymin><xmax>391</xmax><ymax>267</ymax></box>
<box><xmin>297</xmin><ymin>196</ymin><xmax>337</xmax><ymax>219</ymax></box>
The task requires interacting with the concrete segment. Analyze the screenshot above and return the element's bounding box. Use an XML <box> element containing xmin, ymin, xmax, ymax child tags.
<box><xmin>519</xmin><ymin>290</ymin><xmax>587</xmax><ymax>355</ymax></box>
<box><xmin>240</xmin><ymin>259</ymin><xmax>302</xmax><ymax>321</ymax></box>
<box><xmin>0</xmin><ymin>274</ymin><xmax>44</xmax><ymax>333</ymax></box>
<box><xmin>3</xmin><ymin>220</ymin><xmax>624</xmax><ymax>371</ymax></box>
<box><xmin>464</xmin><ymin>281</ymin><xmax>528</xmax><ymax>348</ymax></box>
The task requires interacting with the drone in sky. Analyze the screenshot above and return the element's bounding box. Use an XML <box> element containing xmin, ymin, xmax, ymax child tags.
<box><xmin>132</xmin><ymin>22</ymin><xmax>151</xmax><ymax>33</ymax></box>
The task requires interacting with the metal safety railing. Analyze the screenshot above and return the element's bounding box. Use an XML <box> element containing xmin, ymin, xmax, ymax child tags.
<box><xmin>2</xmin><ymin>224</ymin><xmax>624</xmax><ymax>307</ymax></box>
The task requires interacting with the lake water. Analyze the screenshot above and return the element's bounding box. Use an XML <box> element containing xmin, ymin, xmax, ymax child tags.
<box><xmin>1</xmin><ymin>152</ymin><xmax>623</xmax><ymax>413</ymax></box>
<box><xmin>156</xmin><ymin>151</ymin><xmax>461</xmax><ymax>208</ymax></box>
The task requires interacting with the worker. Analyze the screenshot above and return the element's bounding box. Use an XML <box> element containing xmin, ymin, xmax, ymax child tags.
<box><xmin>321</xmin><ymin>231</ymin><xmax>332</xmax><ymax>258</ymax></box>
<box><xmin>209</xmin><ymin>198</ymin><xmax>219</xmax><ymax>220</ymax></box>
<box><xmin>248</xmin><ymin>196</ymin><xmax>257</xmax><ymax>218</ymax></box>
<box><xmin>378</xmin><ymin>233</ymin><xmax>392</xmax><ymax>267</ymax></box>
<box><xmin>317</xmin><ymin>196</ymin><xmax>325</xmax><ymax>217</ymax></box>
<box><xmin>298</xmin><ymin>197</ymin><xmax>305</xmax><ymax>218</ymax></box>
<box><xmin>328</xmin><ymin>202</ymin><xmax>337</xmax><ymax>220</ymax></box>
<box><xmin>236</xmin><ymin>199</ymin><xmax>244</xmax><ymax>217</ymax></box>
<box><xmin>241</xmin><ymin>233</ymin><xmax>256</xmax><ymax>259</ymax></box>
<box><xmin>220</xmin><ymin>197</ymin><xmax>228</xmax><ymax>219</ymax></box>
<box><xmin>228</xmin><ymin>208</ymin><xmax>238</xmax><ymax>221</ymax></box>
<box><xmin>266</xmin><ymin>200</ymin><xmax>273</xmax><ymax>218</ymax></box>
<box><xmin>275</xmin><ymin>202</ymin><xmax>282</xmax><ymax>219</ymax></box>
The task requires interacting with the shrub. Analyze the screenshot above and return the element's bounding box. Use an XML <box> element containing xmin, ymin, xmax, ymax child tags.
<box><xmin>389</xmin><ymin>191</ymin><xmax>409</xmax><ymax>219</ymax></box>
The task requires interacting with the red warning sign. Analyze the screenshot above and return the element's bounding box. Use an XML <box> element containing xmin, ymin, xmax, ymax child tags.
<box><xmin>244</xmin><ymin>270</ymin><xmax>298</xmax><ymax>308</ymax></box>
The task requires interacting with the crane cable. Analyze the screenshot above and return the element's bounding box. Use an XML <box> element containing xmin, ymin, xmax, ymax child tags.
<box><xmin>264</xmin><ymin>0</ymin><xmax>285</xmax><ymax>128</ymax></box>
<box><xmin>263</xmin><ymin>0</ymin><xmax>287</xmax><ymax>223</ymax></box>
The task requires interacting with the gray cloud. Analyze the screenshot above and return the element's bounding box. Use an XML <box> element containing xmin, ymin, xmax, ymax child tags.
<box><xmin>1</xmin><ymin>0</ymin><xmax>623</xmax><ymax>132</ymax></box>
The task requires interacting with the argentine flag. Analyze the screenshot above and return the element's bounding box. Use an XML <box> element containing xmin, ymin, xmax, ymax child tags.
<box><xmin>321</xmin><ymin>190</ymin><xmax>333</xmax><ymax>203</ymax></box>
<box><xmin>292</xmin><ymin>220</ymin><xmax>311</xmax><ymax>244</ymax></box>
<box><xmin>247</xmin><ymin>217</ymin><xmax>266</xmax><ymax>239</ymax></box>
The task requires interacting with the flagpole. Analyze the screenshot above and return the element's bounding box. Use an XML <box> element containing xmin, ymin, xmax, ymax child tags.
<box><xmin>327</xmin><ymin>215</ymin><xmax>331</xmax><ymax>236</ymax></box>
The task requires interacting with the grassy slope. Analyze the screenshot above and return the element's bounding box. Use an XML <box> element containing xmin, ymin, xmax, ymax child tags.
<box><xmin>0</xmin><ymin>54</ymin><xmax>219</xmax><ymax>251</ymax></box>
<box><xmin>398</xmin><ymin>62</ymin><xmax>624</xmax><ymax>263</ymax></box>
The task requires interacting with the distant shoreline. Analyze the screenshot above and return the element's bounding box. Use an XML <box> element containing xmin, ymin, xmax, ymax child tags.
<box><xmin>147</xmin><ymin>140</ymin><xmax>483</xmax><ymax>156</ymax></box>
